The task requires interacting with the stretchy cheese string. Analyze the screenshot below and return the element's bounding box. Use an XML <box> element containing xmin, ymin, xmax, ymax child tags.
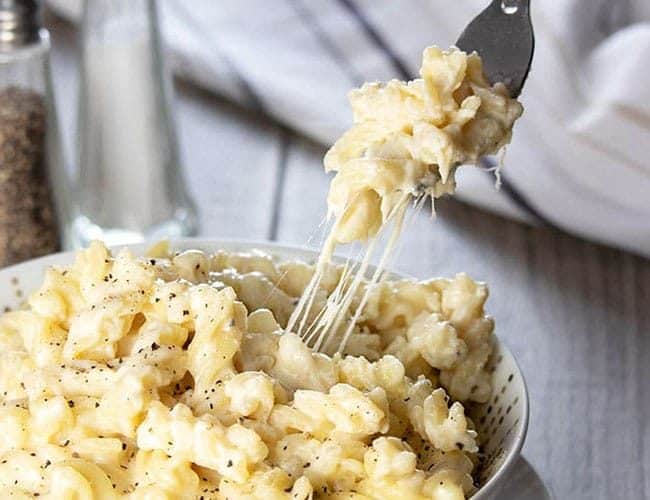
<box><xmin>311</xmin><ymin>236</ymin><xmax>378</xmax><ymax>353</ymax></box>
<box><xmin>302</xmin><ymin>257</ymin><xmax>354</xmax><ymax>346</ymax></box>
<box><xmin>289</xmin><ymin>192</ymin><xmax>410</xmax><ymax>355</ymax></box>
<box><xmin>285</xmin><ymin>194</ymin><xmax>361</xmax><ymax>337</ymax></box>
<box><xmin>333</xmin><ymin>193</ymin><xmax>410</xmax><ymax>354</ymax></box>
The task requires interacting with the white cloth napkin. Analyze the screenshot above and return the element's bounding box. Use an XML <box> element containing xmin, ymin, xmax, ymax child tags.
<box><xmin>49</xmin><ymin>0</ymin><xmax>650</xmax><ymax>257</ymax></box>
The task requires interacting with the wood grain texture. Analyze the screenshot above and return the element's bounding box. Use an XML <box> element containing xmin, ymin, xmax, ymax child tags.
<box><xmin>174</xmin><ymin>83</ymin><xmax>285</xmax><ymax>240</ymax></box>
<box><xmin>47</xmin><ymin>12</ymin><xmax>650</xmax><ymax>500</ymax></box>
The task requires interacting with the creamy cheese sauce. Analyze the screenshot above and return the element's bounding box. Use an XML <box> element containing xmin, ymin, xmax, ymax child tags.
<box><xmin>288</xmin><ymin>47</ymin><xmax>522</xmax><ymax>353</ymax></box>
<box><xmin>0</xmin><ymin>46</ymin><xmax>523</xmax><ymax>500</ymax></box>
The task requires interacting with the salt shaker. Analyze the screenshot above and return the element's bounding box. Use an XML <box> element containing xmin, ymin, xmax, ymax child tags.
<box><xmin>72</xmin><ymin>0</ymin><xmax>198</xmax><ymax>247</ymax></box>
<box><xmin>0</xmin><ymin>0</ymin><xmax>65</xmax><ymax>265</ymax></box>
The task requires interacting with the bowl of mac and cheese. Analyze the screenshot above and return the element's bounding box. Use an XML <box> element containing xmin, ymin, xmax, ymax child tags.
<box><xmin>0</xmin><ymin>239</ymin><xmax>527</xmax><ymax>499</ymax></box>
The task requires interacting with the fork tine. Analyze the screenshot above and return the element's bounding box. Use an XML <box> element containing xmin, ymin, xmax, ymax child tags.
<box><xmin>456</xmin><ymin>0</ymin><xmax>534</xmax><ymax>97</ymax></box>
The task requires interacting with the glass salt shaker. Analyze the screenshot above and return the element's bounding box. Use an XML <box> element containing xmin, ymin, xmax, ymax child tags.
<box><xmin>72</xmin><ymin>0</ymin><xmax>198</xmax><ymax>248</ymax></box>
<box><xmin>0</xmin><ymin>0</ymin><xmax>66</xmax><ymax>265</ymax></box>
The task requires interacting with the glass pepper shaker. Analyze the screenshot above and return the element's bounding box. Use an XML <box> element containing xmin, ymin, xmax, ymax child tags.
<box><xmin>72</xmin><ymin>0</ymin><xmax>198</xmax><ymax>248</ymax></box>
<box><xmin>0</xmin><ymin>0</ymin><xmax>65</xmax><ymax>265</ymax></box>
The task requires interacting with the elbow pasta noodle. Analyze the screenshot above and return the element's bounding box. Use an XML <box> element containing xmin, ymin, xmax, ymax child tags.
<box><xmin>0</xmin><ymin>241</ymin><xmax>495</xmax><ymax>498</ymax></box>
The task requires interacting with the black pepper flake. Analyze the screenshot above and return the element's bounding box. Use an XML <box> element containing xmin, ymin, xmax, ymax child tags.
<box><xmin>226</xmin><ymin>459</ymin><xmax>233</xmax><ymax>467</ymax></box>
<box><xmin>151</xmin><ymin>342</ymin><xmax>160</xmax><ymax>350</ymax></box>
<box><xmin>67</xmin><ymin>400</ymin><xmax>74</xmax><ymax>408</ymax></box>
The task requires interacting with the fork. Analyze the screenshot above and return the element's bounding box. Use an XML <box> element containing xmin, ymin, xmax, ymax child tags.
<box><xmin>456</xmin><ymin>0</ymin><xmax>534</xmax><ymax>97</ymax></box>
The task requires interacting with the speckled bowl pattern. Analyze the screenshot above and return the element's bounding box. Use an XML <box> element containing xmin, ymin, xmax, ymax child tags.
<box><xmin>0</xmin><ymin>239</ymin><xmax>528</xmax><ymax>499</ymax></box>
<box><xmin>469</xmin><ymin>339</ymin><xmax>528</xmax><ymax>499</ymax></box>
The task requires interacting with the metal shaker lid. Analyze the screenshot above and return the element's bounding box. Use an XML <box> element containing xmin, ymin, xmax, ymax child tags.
<box><xmin>0</xmin><ymin>0</ymin><xmax>41</xmax><ymax>50</ymax></box>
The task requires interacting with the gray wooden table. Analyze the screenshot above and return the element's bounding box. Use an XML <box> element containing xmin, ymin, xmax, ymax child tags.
<box><xmin>48</xmin><ymin>14</ymin><xmax>649</xmax><ymax>500</ymax></box>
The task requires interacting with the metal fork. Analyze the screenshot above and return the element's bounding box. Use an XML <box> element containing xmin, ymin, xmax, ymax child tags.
<box><xmin>456</xmin><ymin>0</ymin><xmax>534</xmax><ymax>97</ymax></box>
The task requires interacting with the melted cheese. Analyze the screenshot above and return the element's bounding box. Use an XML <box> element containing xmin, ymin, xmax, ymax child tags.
<box><xmin>288</xmin><ymin>46</ymin><xmax>523</xmax><ymax>351</ymax></box>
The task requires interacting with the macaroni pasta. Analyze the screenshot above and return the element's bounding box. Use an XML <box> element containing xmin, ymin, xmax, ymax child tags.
<box><xmin>0</xmin><ymin>241</ymin><xmax>495</xmax><ymax>498</ymax></box>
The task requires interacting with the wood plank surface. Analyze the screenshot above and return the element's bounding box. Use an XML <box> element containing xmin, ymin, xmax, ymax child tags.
<box><xmin>47</xmin><ymin>12</ymin><xmax>650</xmax><ymax>500</ymax></box>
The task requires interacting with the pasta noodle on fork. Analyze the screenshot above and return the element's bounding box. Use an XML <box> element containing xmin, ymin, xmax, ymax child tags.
<box><xmin>287</xmin><ymin>46</ymin><xmax>522</xmax><ymax>354</ymax></box>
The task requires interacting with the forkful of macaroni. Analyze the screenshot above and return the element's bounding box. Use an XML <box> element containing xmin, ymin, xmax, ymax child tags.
<box><xmin>286</xmin><ymin>0</ymin><xmax>534</xmax><ymax>355</ymax></box>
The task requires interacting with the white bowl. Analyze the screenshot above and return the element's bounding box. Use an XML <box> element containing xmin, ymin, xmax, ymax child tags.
<box><xmin>0</xmin><ymin>238</ymin><xmax>528</xmax><ymax>498</ymax></box>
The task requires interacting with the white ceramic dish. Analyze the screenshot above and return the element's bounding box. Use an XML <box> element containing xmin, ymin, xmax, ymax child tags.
<box><xmin>0</xmin><ymin>238</ymin><xmax>529</xmax><ymax>499</ymax></box>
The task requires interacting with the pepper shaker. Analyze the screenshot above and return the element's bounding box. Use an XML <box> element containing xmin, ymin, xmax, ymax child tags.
<box><xmin>72</xmin><ymin>0</ymin><xmax>198</xmax><ymax>247</ymax></box>
<box><xmin>0</xmin><ymin>0</ymin><xmax>66</xmax><ymax>265</ymax></box>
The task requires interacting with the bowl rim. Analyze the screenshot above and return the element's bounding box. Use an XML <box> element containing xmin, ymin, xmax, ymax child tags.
<box><xmin>0</xmin><ymin>237</ymin><xmax>529</xmax><ymax>497</ymax></box>
<box><xmin>472</xmin><ymin>338</ymin><xmax>530</xmax><ymax>499</ymax></box>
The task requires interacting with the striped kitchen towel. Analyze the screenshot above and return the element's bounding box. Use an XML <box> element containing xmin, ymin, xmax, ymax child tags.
<box><xmin>49</xmin><ymin>0</ymin><xmax>650</xmax><ymax>257</ymax></box>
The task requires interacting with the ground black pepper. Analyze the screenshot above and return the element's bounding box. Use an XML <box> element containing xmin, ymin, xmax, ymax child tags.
<box><xmin>0</xmin><ymin>86</ymin><xmax>59</xmax><ymax>265</ymax></box>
